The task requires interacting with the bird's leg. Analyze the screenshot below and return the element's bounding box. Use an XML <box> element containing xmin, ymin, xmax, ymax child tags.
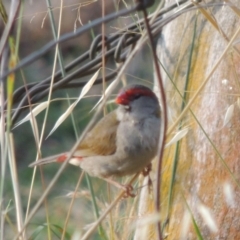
<box><xmin>142</xmin><ymin>163</ymin><xmax>153</xmax><ymax>192</ymax></box>
<box><xmin>142</xmin><ymin>163</ymin><xmax>152</xmax><ymax>177</ymax></box>
<box><xmin>103</xmin><ymin>178</ymin><xmax>136</xmax><ymax>198</ymax></box>
<box><xmin>147</xmin><ymin>177</ymin><xmax>153</xmax><ymax>192</ymax></box>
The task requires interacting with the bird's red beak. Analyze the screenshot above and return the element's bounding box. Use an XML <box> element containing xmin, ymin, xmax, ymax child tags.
<box><xmin>115</xmin><ymin>94</ymin><xmax>129</xmax><ymax>105</ymax></box>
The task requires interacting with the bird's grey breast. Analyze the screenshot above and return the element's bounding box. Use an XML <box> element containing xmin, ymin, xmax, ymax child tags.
<box><xmin>116</xmin><ymin>113</ymin><xmax>160</xmax><ymax>158</ymax></box>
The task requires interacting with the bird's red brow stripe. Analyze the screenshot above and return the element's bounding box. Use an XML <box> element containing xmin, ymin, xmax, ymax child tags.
<box><xmin>115</xmin><ymin>88</ymin><xmax>156</xmax><ymax>105</ymax></box>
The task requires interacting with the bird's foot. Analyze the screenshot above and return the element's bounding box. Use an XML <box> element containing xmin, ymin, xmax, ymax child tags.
<box><xmin>147</xmin><ymin>177</ymin><xmax>153</xmax><ymax>192</ymax></box>
<box><xmin>103</xmin><ymin>178</ymin><xmax>136</xmax><ymax>198</ymax></box>
<box><xmin>122</xmin><ymin>184</ymin><xmax>136</xmax><ymax>198</ymax></box>
<box><xmin>142</xmin><ymin>163</ymin><xmax>152</xmax><ymax>177</ymax></box>
<box><xmin>141</xmin><ymin>163</ymin><xmax>153</xmax><ymax>192</ymax></box>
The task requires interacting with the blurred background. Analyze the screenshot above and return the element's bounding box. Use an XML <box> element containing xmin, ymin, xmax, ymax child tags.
<box><xmin>1</xmin><ymin>0</ymin><xmax>156</xmax><ymax>239</ymax></box>
<box><xmin>3</xmin><ymin>1</ymin><xmax>240</xmax><ymax>239</ymax></box>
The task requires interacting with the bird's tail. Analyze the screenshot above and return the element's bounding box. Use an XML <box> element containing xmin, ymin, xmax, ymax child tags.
<box><xmin>29</xmin><ymin>152</ymin><xmax>68</xmax><ymax>167</ymax></box>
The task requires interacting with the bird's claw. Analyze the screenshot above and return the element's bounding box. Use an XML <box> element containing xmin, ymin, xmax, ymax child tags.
<box><xmin>141</xmin><ymin>163</ymin><xmax>153</xmax><ymax>192</ymax></box>
<box><xmin>122</xmin><ymin>184</ymin><xmax>136</xmax><ymax>198</ymax></box>
<box><xmin>142</xmin><ymin>163</ymin><xmax>152</xmax><ymax>177</ymax></box>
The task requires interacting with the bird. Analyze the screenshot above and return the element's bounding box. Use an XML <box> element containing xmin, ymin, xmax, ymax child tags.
<box><xmin>29</xmin><ymin>84</ymin><xmax>161</xmax><ymax>197</ymax></box>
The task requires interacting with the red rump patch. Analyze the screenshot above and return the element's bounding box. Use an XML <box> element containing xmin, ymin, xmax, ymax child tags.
<box><xmin>75</xmin><ymin>156</ymin><xmax>83</xmax><ymax>161</ymax></box>
<box><xmin>56</xmin><ymin>154</ymin><xmax>83</xmax><ymax>163</ymax></box>
<box><xmin>57</xmin><ymin>154</ymin><xmax>67</xmax><ymax>162</ymax></box>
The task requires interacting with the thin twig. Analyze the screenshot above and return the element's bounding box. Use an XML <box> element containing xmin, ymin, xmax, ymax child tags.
<box><xmin>81</xmin><ymin>173</ymin><xmax>140</xmax><ymax>240</ymax></box>
<box><xmin>167</xmin><ymin>24</ymin><xmax>240</xmax><ymax>136</ymax></box>
<box><xmin>142</xmin><ymin>5</ymin><xmax>167</xmax><ymax>240</ymax></box>
<box><xmin>8</xmin><ymin>133</ymin><xmax>25</xmax><ymax>239</ymax></box>
<box><xmin>61</xmin><ymin>172</ymin><xmax>84</xmax><ymax>240</ymax></box>
<box><xmin>1</xmin><ymin>6</ymin><xmax>140</xmax><ymax>80</ymax></box>
<box><xmin>0</xmin><ymin>0</ymin><xmax>20</xmax><ymax>58</ymax></box>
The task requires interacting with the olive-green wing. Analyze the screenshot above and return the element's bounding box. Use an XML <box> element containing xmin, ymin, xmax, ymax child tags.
<box><xmin>78</xmin><ymin>110</ymin><xmax>119</xmax><ymax>156</ymax></box>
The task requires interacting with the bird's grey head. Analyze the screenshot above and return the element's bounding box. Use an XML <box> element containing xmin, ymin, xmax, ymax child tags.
<box><xmin>115</xmin><ymin>84</ymin><xmax>160</xmax><ymax>120</ymax></box>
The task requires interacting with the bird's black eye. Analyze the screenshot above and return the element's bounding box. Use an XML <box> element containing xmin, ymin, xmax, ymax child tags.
<box><xmin>134</xmin><ymin>94</ymin><xmax>141</xmax><ymax>100</ymax></box>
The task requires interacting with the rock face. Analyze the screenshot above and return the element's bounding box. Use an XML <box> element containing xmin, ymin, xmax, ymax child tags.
<box><xmin>156</xmin><ymin>1</ymin><xmax>240</xmax><ymax>239</ymax></box>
